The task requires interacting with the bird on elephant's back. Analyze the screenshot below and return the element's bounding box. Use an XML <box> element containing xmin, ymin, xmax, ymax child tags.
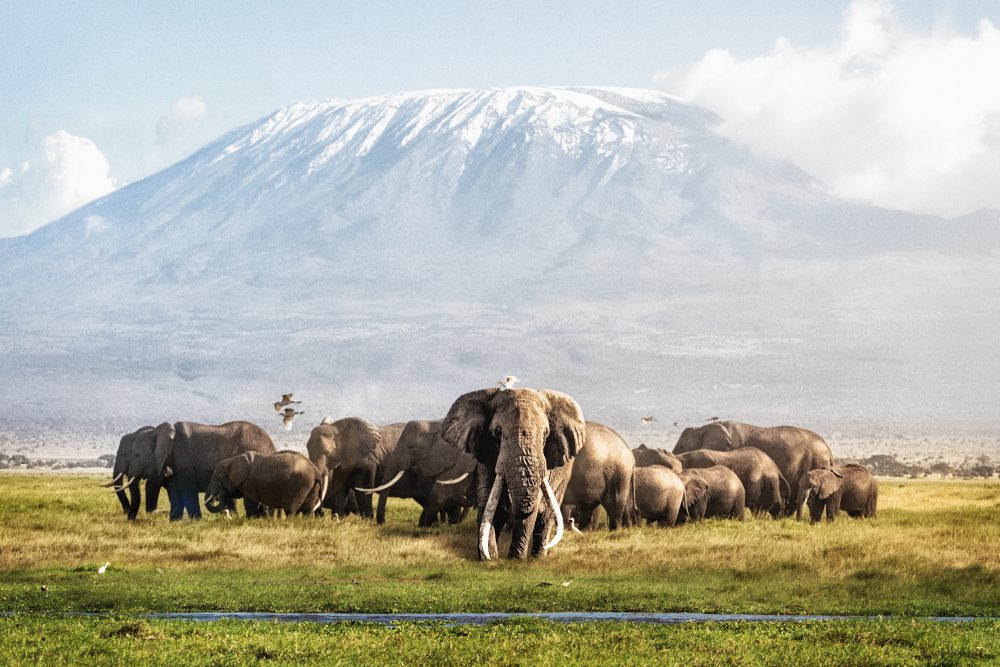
<box><xmin>440</xmin><ymin>387</ymin><xmax>587</xmax><ymax>561</ymax></box>
<box><xmin>672</xmin><ymin>420</ymin><xmax>832</xmax><ymax>517</ymax></box>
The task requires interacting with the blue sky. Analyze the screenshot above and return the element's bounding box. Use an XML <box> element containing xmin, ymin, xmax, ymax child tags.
<box><xmin>2</xmin><ymin>0</ymin><xmax>999</xmax><ymax>236</ymax></box>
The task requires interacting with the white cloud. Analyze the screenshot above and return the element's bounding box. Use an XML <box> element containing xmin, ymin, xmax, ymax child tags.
<box><xmin>0</xmin><ymin>130</ymin><xmax>118</xmax><ymax>238</ymax></box>
<box><xmin>156</xmin><ymin>95</ymin><xmax>209</xmax><ymax>149</ymax></box>
<box><xmin>659</xmin><ymin>0</ymin><xmax>1000</xmax><ymax>217</ymax></box>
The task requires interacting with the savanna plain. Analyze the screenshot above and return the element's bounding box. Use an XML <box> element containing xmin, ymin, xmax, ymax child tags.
<box><xmin>1</xmin><ymin>473</ymin><xmax>998</xmax><ymax>665</ymax></box>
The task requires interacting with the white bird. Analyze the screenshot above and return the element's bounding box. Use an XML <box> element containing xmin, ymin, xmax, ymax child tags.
<box><xmin>568</xmin><ymin>517</ymin><xmax>583</xmax><ymax>534</ymax></box>
<box><xmin>497</xmin><ymin>375</ymin><xmax>519</xmax><ymax>391</ymax></box>
<box><xmin>281</xmin><ymin>408</ymin><xmax>304</xmax><ymax>431</ymax></box>
<box><xmin>98</xmin><ymin>562</ymin><xmax>110</xmax><ymax>574</ymax></box>
<box><xmin>640</xmin><ymin>416</ymin><xmax>656</xmax><ymax>424</ymax></box>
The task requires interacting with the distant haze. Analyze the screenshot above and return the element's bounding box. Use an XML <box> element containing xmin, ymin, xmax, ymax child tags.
<box><xmin>1</xmin><ymin>87</ymin><xmax>998</xmax><ymax>456</ymax></box>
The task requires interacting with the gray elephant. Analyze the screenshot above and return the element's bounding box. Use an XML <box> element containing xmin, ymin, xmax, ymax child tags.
<box><xmin>632</xmin><ymin>444</ymin><xmax>683</xmax><ymax>473</ymax></box>
<box><xmin>105</xmin><ymin>425</ymin><xmax>162</xmax><ymax>520</ymax></box>
<box><xmin>678</xmin><ymin>466</ymin><xmax>745</xmax><ymax>522</ymax></box>
<box><xmin>441</xmin><ymin>387</ymin><xmax>586</xmax><ymax>561</ymax></box>
<box><xmin>562</xmin><ymin>422</ymin><xmax>636</xmax><ymax>530</ymax></box>
<box><xmin>796</xmin><ymin>464</ymin><xmax>878</xmax><ymax>523</ymax></box>
<box><xmin>673</xmin><ymin>421</ymin><xmax>832</xmax><ymax>516</ymax></box>
<box><xmin>674</xmin><ymin>447</ymin><xmax>788</xmax><ymax>517</ymax></box>
<box><xmin>305</xmin><ymin>417</ymin><xmax>395</xmax><ymax>518</ymax></box>
<box><xmin>205</xmin><ymin>450</ymin><xmax>327</xmax><ymax>517</ymax></box>
<box><xmin>105</xmin><ymin>420</ymin><xmax>275</xmax><ymax>520</ymax></box>
<box><xmin>355</xmin><ymin>420</ymin><xmax>477</xmax><ymax>526</ymax></box>
<box><xmin>633</xmin><ymin>465</ymin><xmax>685</xmax><ymax>526</ymax></box>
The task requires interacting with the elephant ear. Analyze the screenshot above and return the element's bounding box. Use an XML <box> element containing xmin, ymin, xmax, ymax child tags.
<box><xmin>153</xmin><ymin>421</ymin><xmax>177</xmax><ymax>476</ymax></box>
<box><xmin>417</xmin><ymin>425</ymin><xmax>462</xmax><ymax>478</ymax></box>
<box><xmin>330</xmin><ymin>417</ymin><xmax>383</xmax><ymax>470</ymax></box>
<box><xmin>702</xmin><ymin>422</ymin><xmax>734</xmax><ymax>450</ymax></box>
<box><xmin>539</xmin><ymin>389</ymin><xmax>586</xmax><ymax>469</ymax></box>
<box><xmin>686</xmin><ymin>477</ymin><xmax>710</xmax><ymax>505</ymax></box>
<box><xmin>441</xmin><ymin>388</ymin><xmax>498</xmax><ymax>460</ymax></box>
<box><xmin>222</xmin><ymin>453</ymin><xmax>254</xmax><ymax>489</ymax></box>
<box><xmin>817</xmin><ymin>470</ymin><xmax>843</xmax><ymax>500</ymax></box>
<box><xmin>306</xmin><ymin>423</ymin><xmax>336</xmax><ymax>471</ymax></box>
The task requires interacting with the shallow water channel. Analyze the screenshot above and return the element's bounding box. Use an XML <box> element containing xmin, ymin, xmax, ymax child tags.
<box><xmin>71</xmin><ymin>612</ymin><xmax>986</xmax><ymax>626</ymax></box>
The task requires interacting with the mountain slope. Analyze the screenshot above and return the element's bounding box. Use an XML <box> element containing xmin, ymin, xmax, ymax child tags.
<box><xmin>0</xmin><ymin>87</ymin><xmax>998</xmax><ymax>446</ymax></box>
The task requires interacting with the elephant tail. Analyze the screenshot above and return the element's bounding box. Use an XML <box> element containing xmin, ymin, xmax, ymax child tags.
<box><xmin>629</xmin><ymin>470</ymin><xmax>638</xmax><ymax>524</ymax></box>
<box><xmin>867</xmin><ymin>483</ymin><xmax>878</xmax><ymax>518</ymax></box>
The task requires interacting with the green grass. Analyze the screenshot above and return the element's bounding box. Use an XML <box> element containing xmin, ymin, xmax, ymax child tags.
<box><xmin>2</xmin><ymin>617</ymin><xmax>999</xmax><ymax>666</ymax></box>
<box><xmin>1</xmin><ymin>474</ymin><xmax>998</xmax><ymax>616</ymax></box>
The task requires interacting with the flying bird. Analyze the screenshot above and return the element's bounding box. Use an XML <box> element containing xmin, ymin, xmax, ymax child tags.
<box><xmin>497</xmin><ymin>375</ymin><xmax>519</xmax><ymax>391</ymax></box>
<box><xmin>640</xmin><ymin>416</ymin><xmax>656</xmax><ymax>424</ymax></box>
<box><xmin>273</xmin><ymin>393</ymin><xmax>302</xmax><ymax>413</ymax></box>
<box><xmin>281</xmin><ymin>408</ymin><xmax>304</xmax><ymax>431</ymax></box>
<box><xmin>706</xmin><ymin>416</ymin><xmax>719</xmax><ymax>422</ymax></box>
<box><xmin>97</xmin><ymin>562</ymin><xmax>110</xmax><ymax>575</ymax></box>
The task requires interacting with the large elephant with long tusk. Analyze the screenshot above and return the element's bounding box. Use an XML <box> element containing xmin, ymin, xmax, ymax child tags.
<box><xmin>103</xmin><ymin>420</ymin><xmax>276</xmax><ymax>520</ymax></box>
<box><xmin>440</xmin><ymin>387</ymin><xmax>586</xmax><ymax>561</ymax></box>
<box><xmin>354</xmin><ymin>420</ymin><xmax>477</xmax><ymax>526</ymax></box>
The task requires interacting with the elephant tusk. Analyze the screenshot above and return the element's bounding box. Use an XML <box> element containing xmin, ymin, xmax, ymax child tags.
<box><xmin>320</xmin><ymin>473</ymin><xmax>329</xmax><ymax>504</ymax></box>
<box><xmin>436</xmin><ymin>471</ymin><xmax>470</xmax><ymax>486</ymax></box>
<box><xmin>541</xmin><ymin>476</ymin><xmax>564</xmax><ymax>552</ymax></box>
<box><xmin>355</xmin><ymin>470</ymin><xmax>405</xmax><ymax>495</ymax></box>
<box><xmin>121</xmin><ymin>475</ymin><xmax>132</xmax><ymax>489</ymax></box>
<box><xmin>101</xmin><ymin>473</ymin><xmax>125</xmax><ymax>487</ymax></box>
<box><xmin>479</xmin><ymin>474</ymin><xmax>504</xmax><ymax>561</ymax></box>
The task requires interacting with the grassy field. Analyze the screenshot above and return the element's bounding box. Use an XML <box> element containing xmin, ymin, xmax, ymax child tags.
<box><xmin>1</xmin><ymin>473</ymin><xmax>998</xmax><ymax>616</ymax></box>
<box><xmin>1</xmin><ymin>473</ymin><xmax>998</xmax><ymax>664</ymax></box>
<box><xmin>2</xmin><ymin>616</ymin><xmax>999</xmax><ymax>666</ymax></box>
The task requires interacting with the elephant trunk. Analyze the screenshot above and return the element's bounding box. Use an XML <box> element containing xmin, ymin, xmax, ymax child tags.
<box><xmin>479</xmin><ymin>473</ymin><xmax>505</xmax><ymax>561</ymax></box>
<box><xmin>796</xmin><ymin>488</ymin><xmax>812</xmax><ymax>521</ymax></box>
<box><xmin>507</xmin><ymin>441</ymin><xmax>544</xmax><ymax>521</ymax></box>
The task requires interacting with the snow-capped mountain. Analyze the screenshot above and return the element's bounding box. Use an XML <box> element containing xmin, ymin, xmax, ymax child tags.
<box><xmin>1</xmin><ymin>87</ymin><xmax>998</xmax><ymax>451</ymax></box>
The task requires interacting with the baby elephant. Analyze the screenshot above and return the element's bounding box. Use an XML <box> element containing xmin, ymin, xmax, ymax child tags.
<box><xmin>633</xmin><ymin>465</ymin><xmax>685</xmax><ymax>526</ymax></box>
<box><xmin>206</xmin><ymin>451</ymin><xmax>327</xmax><ymax>518</ymax></box>
<box><xmin>796</xmin><ymin>464</ymin><xmax>877</xmax><ymax>523</ymax></box>
<box><xmin>678</xmin><ymin>466</ymin><xmax>746</xmax><ymax>522</ymax></box>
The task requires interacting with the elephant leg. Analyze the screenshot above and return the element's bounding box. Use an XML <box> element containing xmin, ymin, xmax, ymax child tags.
<box><xmin>376</xmin><ymin>494</ymin><xmax>388</xmax><ymax>525</ymax></box>
<box><xmin>351</xmin><ymin>468</ymin><xmax>376</xmax><ymax>518</ymax></box>
<box><xmin>144</xmin><ymin>479</ymin><xmax>161</xmax><ymax>513</ymax></box>
<box><xmin>165</xmin><ymin>481</ymin><xmax>184</xmax><ymax>521</ymax></box>
<box><xmin>826</xmin><ymin>500</ymin><xmax>838</xmax><ymax>522</ymax></box>
<box><xmin>418</xmin><ymin>506</ymin><xmax>438</xmax><ymax>527</ymax></box>
<box><xmin>126</xmin><ymin>478</ymin><xmax>142</xmax><ymax>521</ymax></box>
<box><xmin>244</xmin><ymin>498</ymin><xmax>263</xmax><ymax>518</ymax></box>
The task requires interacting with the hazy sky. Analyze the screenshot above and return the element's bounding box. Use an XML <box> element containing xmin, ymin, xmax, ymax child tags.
<box><xmin>2</xmin><ymin>0</ymin><xmax>999</xmax><ymax>237</ymax></box>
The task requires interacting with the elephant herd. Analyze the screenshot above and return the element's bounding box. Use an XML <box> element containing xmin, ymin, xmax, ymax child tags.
<box><xmin>106</xmin><ymin>386</ymin><xmax>878</xmax><ymax>560</ymax></box>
